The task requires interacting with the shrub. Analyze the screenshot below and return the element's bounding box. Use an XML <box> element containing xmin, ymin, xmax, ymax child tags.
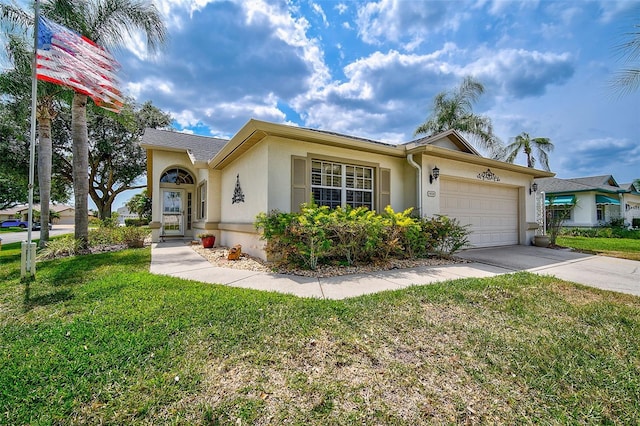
<box><xmin>37</xmin><ymin>235</ymin><xmax>80</xmax><ymax>259</ymax></box>
<box><xmin>596</xmin><ymin>227</ymin><xmax>614</xmax><ymax>238</ymax></box>
<box><xmin>607</xmin><ymin>218</ymin><xmax>626</xmax><ymax>229</ymax></box>
<box><xmin>98</xmin><ymin>216</ymin><xmax>120</xmax><ymax>228</ymax></box>
<box><xmin>633</xmin><ymin>218</ymin><xmax>640</xmax><ymax>229</ymax></box>
<box><xmin>380</xmin><ymin>206</ymin><xmax>424</xmax><ymax>259</ymax></box>
<box><xmin>89</xmin><ymin>226</ymin><xmax>123</xmax><ymax>246</ymax></box>
<box><xmin>326</xmin><ymin>206</ymin><xmax>383</xmax><ymax>265</ymax></box>
<box><xmin>120</xmin><ymin>226</ymin><xmax>150</xmax><ymax>248</ymax></box>
<box><xmin>256</xmin><ymin>205</ymin><xmax>471</xmax><ymax>269</ymax></box>
<box><xmin>426</xmin><ymin>215</ymin><xmax>470</xmax><ymax>256</ymax></box>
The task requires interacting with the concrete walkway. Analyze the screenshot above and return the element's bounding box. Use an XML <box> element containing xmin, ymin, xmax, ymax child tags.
<box><xmin>150</xmin><ymin>241</ymin><xmax>640</xmax><ymax>299</ymax></box>
<box><xmin>150</xmin><ymin>240</ymin><xmax>507</xmax><ymax>299</ymax></box>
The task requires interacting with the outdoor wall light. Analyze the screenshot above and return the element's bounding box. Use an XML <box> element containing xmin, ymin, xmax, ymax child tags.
<box><xmin>529</xmin><ymin>182</ymin><xmax>538</xmax><ymax>194</ymax></box>
<box><xmin>429</xmin><ymin>166</ymin><xmax>440</xmax><ymax>184</ymax></box>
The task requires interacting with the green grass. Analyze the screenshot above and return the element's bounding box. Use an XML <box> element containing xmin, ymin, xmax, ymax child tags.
<box><xmin>557</xmin><ymin>236</ymin><xmax>640</xmax><ymax>261</ymax></box>
<box><xmin>0</xmin><ymin>227</ymin><xmax>26</xmax><ymax>234</ymax></box>
<box><xmin>1</xmin><ymin>242</ymin><xmax>640</xmax><ymax>424</ymax></box>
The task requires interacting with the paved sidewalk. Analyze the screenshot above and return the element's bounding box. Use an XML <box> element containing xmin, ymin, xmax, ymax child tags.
<box><xmin>150</xmin><ymin>240</ymin><xmax>509</xmax><ymax>300</ymax></box>
<box><xmin>151</xmin><ymin>241</ymin><xmax>640</xmax><ymax>299</ymax></box>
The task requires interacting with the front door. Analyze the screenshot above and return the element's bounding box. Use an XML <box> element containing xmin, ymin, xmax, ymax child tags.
<box><xmin>162</xmin><ymin>189</ymin><xmax>184</xmax><ymax>235</ymax></box>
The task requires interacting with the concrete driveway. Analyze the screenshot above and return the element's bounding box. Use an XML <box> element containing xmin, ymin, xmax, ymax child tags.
<box><xmin>456</xmin><ymin>245</ymin><xmax>640</xmax><ymax>296</ymax></box>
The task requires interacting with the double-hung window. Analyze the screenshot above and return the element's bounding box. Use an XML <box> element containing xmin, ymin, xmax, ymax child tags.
<box><xmin>311</xmin><ymin>160</ymin><xmax>374</xmax><ymax>209</ymax></box>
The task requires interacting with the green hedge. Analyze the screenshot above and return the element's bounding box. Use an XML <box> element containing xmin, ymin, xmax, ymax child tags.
<box><xmin>562</xmin><ymin>227</ymin><xmax>640</xmax><ymax>239</ymax></box>
<box><xmin>255</xmin><ymin>204</ymin><xmax>470</xmax><ymax>270</ymax></box>
<box><xmin>125</xmin><ymin>218</ymin><xmax>150</xmax><ymax>227</ymax></box>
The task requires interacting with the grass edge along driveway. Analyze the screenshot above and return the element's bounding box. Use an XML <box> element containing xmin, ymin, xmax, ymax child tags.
<box><xmin>1</xmin><ymin>242</ymin><xmax>639</xmax><ymax>425</ymax></box>
<box><xmin>557</xmin><ymin>235</ymin><xmax>640</xmax><ymax>261</ymax></box>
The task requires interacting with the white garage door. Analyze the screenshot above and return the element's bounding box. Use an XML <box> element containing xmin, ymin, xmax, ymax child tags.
<box><xmin>440</xmin><ymin>179</ymin><xmax>519</xmax><ymax>247</ymax></box>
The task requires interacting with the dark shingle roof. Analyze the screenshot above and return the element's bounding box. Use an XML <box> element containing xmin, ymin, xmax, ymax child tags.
<box><xmin>535</xmin><ymin>175</ymin><xmax>624</xmax><ymax>194</ymax></box>
<box><xmin>301</xmin><ymin>126</ymin><xmax>398</xmax><ymax>147</ymax></box>
<box><xmin>141</xmin><ymin>128</ymin><xmax>229</xmax><ymax>163</ymax></box>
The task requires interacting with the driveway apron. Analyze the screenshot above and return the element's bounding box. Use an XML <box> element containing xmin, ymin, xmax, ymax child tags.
<box><xmin>456</xmin><ymin>245</ymin><xmax>640</xmax><ymax>296</ymax></box>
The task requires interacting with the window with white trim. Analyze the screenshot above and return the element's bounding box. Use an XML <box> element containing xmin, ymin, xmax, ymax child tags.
<box><xmin>311</xmin><ymin>160</ymin><xmax>374</xmax><ymax>209</ymax></box>
<box><xmin>198</xmin><ymin>183</ymin><xmax>206</xmax><ymax>219</ymax></box>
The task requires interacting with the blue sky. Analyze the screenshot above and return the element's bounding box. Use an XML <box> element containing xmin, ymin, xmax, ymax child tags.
<box><xmin>119</xmin><ymin>0</ymin><xmax>638</xmax><ymax>184</ymax></box>
<box><xmin>7</xmin><ymin>0</ymin><xmax>640</xmax><ymax>209</ymax></box>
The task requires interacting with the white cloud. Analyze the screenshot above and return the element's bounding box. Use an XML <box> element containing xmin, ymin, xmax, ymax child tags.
<box><xmin>355</xmin><ymin>0</ymin><xmax>463</xmax><ymax>49</ymax></box>
<box><xmin>310</xmin><ymin>2</ymin><xmax>329</xmax><ymax>27</ymax></box>
<box><xmin>335</xmin><ymin>3</ymin><xmax>348</xmax><ymax>15</ymax></box>
<box><xmin>465</xmin><ymin>48</ymin><xmax>575</xmax><ymax>98</ymax></box>
<box><xmin>598</xmin><ymin>0</ymin><xmax>640</xmax><ymax>23</ymax></box>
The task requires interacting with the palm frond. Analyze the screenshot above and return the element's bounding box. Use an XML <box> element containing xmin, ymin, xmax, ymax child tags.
<box><xmin>0</xmin><ymin>3</ymin><xmax>33</xmax><ymax>32</ymax></box>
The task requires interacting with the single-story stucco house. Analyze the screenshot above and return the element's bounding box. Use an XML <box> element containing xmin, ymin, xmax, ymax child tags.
<box><xmin>535</xmin><ymin>175</ymin><xmax>640</xmax><ymax>228</ymax></box>
<box><xmin>142</xmin><ymin>119</ymin><xmax>554</xmax><ymax>260</ymax></box>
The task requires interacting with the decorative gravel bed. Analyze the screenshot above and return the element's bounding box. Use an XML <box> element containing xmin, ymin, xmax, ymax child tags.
<box><xmin>191</xmin><ymin>244</ymin><xmax>465</xmax><ymax>278</ymax></box>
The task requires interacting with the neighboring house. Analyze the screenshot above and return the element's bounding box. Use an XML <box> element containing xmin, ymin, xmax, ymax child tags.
<box><xmin>535</xmin><ymin>175</ymin><xmax>640</xmax><ymax>228</ymax></box>
<box><xmin>142</xmin><ymin>119</ymin><xmax>554</xmax><ymax>260</ymax></box>
<box><xmin>116</xmin><ymin>206</ymin><xmax>138</xmax><ymax>225</ymax></box>
<box><xmin>0</xmin><ymin>205</ymin><xmax>23</xmax><ymax>222</ymax></box>
<box><xmin>621</xmin><ymin>181</ymin><xmax>640</xmax><ymax>227</ymax></box>
<box><xmin>0</xmin><ymin>204</ymin><xmax>75</xmax><ymax>225</ymax></box>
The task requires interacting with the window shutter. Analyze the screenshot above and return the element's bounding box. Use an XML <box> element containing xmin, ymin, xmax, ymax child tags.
<box><xmin>291</xmin><ymin>156</ymin><xmax>308</xmax><ymax>212</ymax></box>
<box><xmin>379</xmin><ymin>168</ymin><xmax>391</xmax><ymax>211</ymax></box>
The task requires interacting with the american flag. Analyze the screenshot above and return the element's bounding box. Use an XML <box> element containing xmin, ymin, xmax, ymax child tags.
<box><xmin>36</xmin><ymin>16</ymin><xmax>123</xmax><ymax>113</ymax></box>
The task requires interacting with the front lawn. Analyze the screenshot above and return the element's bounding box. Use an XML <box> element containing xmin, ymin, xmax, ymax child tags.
<box><xmin>557</xmin><ymin>236</ymin><xmax>640</xmax><ymax>261</ymax></box>
<box><xmin>0</xmin><ymin>227</ymin><xmax>26</xmax><ymax>233</ymax></box>
<box><xmin>1</xmin><ymin>242</ymin><xmax>639</xmax><ymax>424</ymax></box>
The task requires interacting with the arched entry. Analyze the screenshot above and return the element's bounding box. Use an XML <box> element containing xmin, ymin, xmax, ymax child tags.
<box><xmin>160</xmin><ymin>167</ymin><xmax>195</xmax><ymax>236</ymax></box>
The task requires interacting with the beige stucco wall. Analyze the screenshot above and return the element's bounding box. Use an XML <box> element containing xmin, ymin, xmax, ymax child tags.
<box><xmin>214</xmin><ymin>136</ymin><xmax>412</xmax><ymax>259</ymax></box>
<box><xmin>420</xmin><ymin>154</ymin><xmax>537</xmax><ymax>244</ymax></box>
<box><xmin>265</xmin><ymin>136</ymin><xmax>410</xmax><ymax>213</ymax></box>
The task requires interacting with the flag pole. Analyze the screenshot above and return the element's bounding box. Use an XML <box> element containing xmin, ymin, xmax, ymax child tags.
<box><xmin>23</xmin><ymin>0</ymin><xmax>39</xmax><ymax>279</ymax></box>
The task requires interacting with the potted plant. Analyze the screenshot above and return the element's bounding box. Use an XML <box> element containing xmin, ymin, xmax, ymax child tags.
<box><xmin>533</xmin><ymin>233</ymin><xmax>550</xmax><ymax>247</ymax></box>
<box><xmin>197</xmin><ymin>232</ymin><xmax>216</xmax><ymax>248</ymax></box>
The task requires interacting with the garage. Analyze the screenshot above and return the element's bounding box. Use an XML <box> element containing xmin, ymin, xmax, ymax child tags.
<box><xmin>440</xmin><ymin>178</ymin><xmax>519</xmax><ymax>247</ymax></box>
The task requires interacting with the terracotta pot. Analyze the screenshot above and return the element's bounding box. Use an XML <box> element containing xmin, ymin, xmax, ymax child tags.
<box><xmin>201</xmin><ymin>236</ymin><xmax>215</xmax><ymax>248</ymax></box>
<box><xmin>533</xmin><ymin>235</ymin><xmax>550</xmax><ymax>247</ymax></box>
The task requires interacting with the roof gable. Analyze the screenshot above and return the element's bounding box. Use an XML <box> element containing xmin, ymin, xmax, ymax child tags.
<box><xmin>403</xmin><ymin>129</ymin><xmax>481</xmax><ymax>156</ymax></box>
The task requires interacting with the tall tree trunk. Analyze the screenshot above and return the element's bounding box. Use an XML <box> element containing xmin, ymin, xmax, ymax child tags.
<box><xmin>98</xmin><ymin>200</ymin><xmax>113</xmax><ymax>220</ymax></box>
<box><xmin>72</xmin><ymin>93</ymin><xmax>89</xmax><ymax>249</ymax></box>
<box><xmin>36</xmin><ymin>106</ymin><xmax>52</xmax><ymax>248</ymax></box>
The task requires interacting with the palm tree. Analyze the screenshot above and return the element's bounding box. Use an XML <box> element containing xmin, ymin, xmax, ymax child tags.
<box><xmin>500</xmin><ymin>132</ymin><xmax>554</xmax><ymax>171</ymax></box>
<box><xmin>0</xmin><ymin>29</ymin><xmax>61</xmax><ymax>247</ymax></box>
<box><xmin>611</xmin><ymin>22</ymin><xmax>640</xmax><ymax>96</ymax></box>
<box><xmin>38</xmin><ymin>0</ymin><xmax>167</xmax><ymax>248</ymax></box>
<box><xmin>415</xmin><ymin>76</ymin><xmax>501</xmax><ymax>154</ymax></box>
<box><xmin>3</xmin><ymin>1</ymin><xmax>166</xmax><ymax>247</ymax></box>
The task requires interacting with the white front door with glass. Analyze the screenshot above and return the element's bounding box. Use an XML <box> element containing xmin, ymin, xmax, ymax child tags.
<box><xmin>162</xmin><ymin>189</ymin><xmax>184</xmax><ymax>235</ymax></box>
